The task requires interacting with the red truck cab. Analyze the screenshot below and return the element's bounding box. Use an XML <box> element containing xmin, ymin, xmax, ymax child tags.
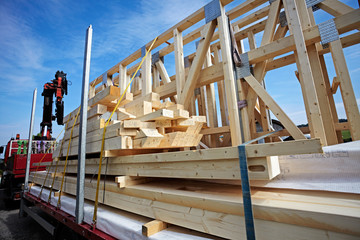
<box><xmin>0</xmin><ymin>136</ymin><xmax>55</xmax><ymax>200</ymax></box>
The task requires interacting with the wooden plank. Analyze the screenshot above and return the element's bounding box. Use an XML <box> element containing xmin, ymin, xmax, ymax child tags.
<box><xmin>88</xmin><ymin>86</ymin><xmax>120</xmax><ymax>108</ymax></box>
<box><xmin>119</xmin><ymin>64</ymin><xmax>128</xmax><ymax>95</ymax></box>
<box><xmin>105</xmin><ymin>139</ymin><xmax>322</xmax><ymax>163</ymax></box>
<box><xmin>218</xmin><ymin>3</ymin><xmax>242</xmax><ymax>146</ymax></box>
<box><xmin>179</xmin><ymin>20</ymin><xmax>216</xmax><ymax>109</ymax></box>
<box><xmin>115</xmin><ymin>176</ymin><xmax>152</xmax><ymax>188</ymax></box>
<box><xmin>116</xmin><ymin>108</ymin><xmax>136</xmax><ymax>121</ymax></box>
<box><xmin>329</xmin><ymin>39</ymin><xmax>360</xmax><ymax>140</ymax></box>
<box><xmin>172</xmin><ymin>109</ymin><xmax>189</xmax><ymax>119</ymax></box>
<box><xmin>174</xmin><ymin>28</ymin><xmax>185</xmax><ymax>103</ymax></box>
<box><xmin>142</xmin><ymin>50</ymin><xmax>152</xmax><ymax>96</ymax></box>
<box><xmin>244</xmin><ymin>75</ymin><xmax>306</xmax><ymax>140</ymax></box>
<box><xmin>88</xmin><ymin>104</ymin><xmax>107</xmax><ymax>119</ymax></box>
<box><xmin>33</xmin><ymin>174</ymin><xmax>360</xmax><ymax>240</ymax></box>
<box><xmin>200</xmin><ymin>126</ymin><xmax>230</xmax><ymax>135</ymax></box>
<box><xmin>125</xmin><ymin>101</ymin><xmax>153</xmax><ymax>117</ymax></box>
<box><xmin>136</xmin><ymin>109</ymin><xmax>174</xmax><ymax>122</ymax></box>
<box><xmin>63</xmin><ymin>118</ymin><xmax>105</xmax><ymax>141</ymax></box>
<box><xmin>142</xmin><ymin>220</ymin><xmax>168</xmax><ymax>237</ymax></box>
<box><xmin>124</xmin><ymin>92</ymin><xmax>160</xmax><ymax>109</ymax></box>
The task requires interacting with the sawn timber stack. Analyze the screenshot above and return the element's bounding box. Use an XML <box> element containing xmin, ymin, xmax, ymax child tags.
<box><xmin>31</xmin><ymin>0</ymin><xmax>360</xmax><ymax>239</ymax></box>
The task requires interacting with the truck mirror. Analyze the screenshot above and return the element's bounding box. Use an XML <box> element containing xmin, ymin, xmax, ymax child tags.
<box><xmin>0</xmin><ymin>146</ymin><xmax>4</xmax><ymax>154</ymax></box>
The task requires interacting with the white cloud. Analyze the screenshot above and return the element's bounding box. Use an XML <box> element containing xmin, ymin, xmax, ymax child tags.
<box><xmin>0</xmin><ymin>4</ymin><xmax>48</xmax><ymax>94</ymax></box>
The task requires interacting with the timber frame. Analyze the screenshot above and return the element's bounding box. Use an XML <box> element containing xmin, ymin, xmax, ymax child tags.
<box><xmin>32</xmin><ymin>0</ymin><xmax>360</xmax><ymax>239</ymax></box>
<box><xmin>86</xmin><ymin>0</ymin><xmax>359</xmax><ymax>147</ymax></box>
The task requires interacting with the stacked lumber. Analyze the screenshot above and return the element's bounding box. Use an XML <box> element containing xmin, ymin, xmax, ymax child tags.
<box><xmin>30</xmin><ymin>169</ymin><xmax>360</xmax><ymax>240</ymax></box>
<box><xmin>30</xmin><ymin>0</ymin><xmax>360</xmax><ymax>239</ymax></box>
<box><xmin>54</xmin><ymin>88</ymin><xmax>206</xmax><ymax>157</ymax></box>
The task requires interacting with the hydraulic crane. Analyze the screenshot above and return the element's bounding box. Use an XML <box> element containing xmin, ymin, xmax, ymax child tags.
<box><xmin>40</xmin><ymin>70</ymin><xmax>68</xmax><ymax>140</ymax></box>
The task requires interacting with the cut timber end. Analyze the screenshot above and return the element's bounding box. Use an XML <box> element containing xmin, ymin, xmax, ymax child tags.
<box><xmin>142</xmin><ymin>220</ymin><xmax>168</xmax><ymax>237</ymax></box>
<box><xmin>136</xmin><ymin>109</ymin><xmax>174</xmax><ymax>121</ymax></box>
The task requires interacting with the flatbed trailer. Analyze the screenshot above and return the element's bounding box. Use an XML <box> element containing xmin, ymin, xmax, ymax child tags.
<box><xmin>22</xmin><ymin>192</ymin><xmax>115</xmax><ymax>240</ymax></box>
<box><xmin>19</xmin><ymin>0</ymin><xmax>360</xmax><ymax>239</ymax></box>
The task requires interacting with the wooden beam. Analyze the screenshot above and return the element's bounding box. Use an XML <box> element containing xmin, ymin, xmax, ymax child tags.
<box><xmin>179</xmin><ymin>20</ymin><xmax>216</xmax><ymax>108</ymax></box>
<box><xmin>218</xmin><ymin>3</ymin><xmax>242</xmax><ymax>146</ymax></box>
<box><xmin>329</xmin><ymin>39</ymin><xmax>360</xmax><ymax>140</ymax></box>
<box><xmin>318</xmin><ymin>0</ymin><xmax>355</xmax><ymax>17</ymax></box>
<box><xmin>307</xmin><ymin>7</ymin><xmax>338</xmax><ymax>144</ymax></box>
<box><xmin>155</xmin><ymin>61</ymin><xmax>177</xmax><ymax>103</ymax></box>
<box><xmin>283</xmin><ymin>0</ymin><xmax>327</xmax><ymax>144</ymax></box>
<box><xmin>136</xmin><ymin>109</ymin><xmax>174</xmax><ymax>122</ymax></box>
<box><xmin>244</xmin><ymin>75</ymin><xmax>306</xmax><ymax>140</ymax></box>
<box><xmin>174</xmin><ymin>28</ymin><xmax>185</xmax><ymax>103</ymax></box>
<box><xmin>32</xmin><ymin>173</ymin><xmax>360</xmax><ymax>240</ymax></box>
<box><xmin>119</xmin><ymin>64</ymin><xmax>127</xmax><ymax>95</ymax></box>
<box><xmin>142</xmin><ymin>50</ymin><xmax>152</xmax><ymax>96</ymax></box>
<box><xmin>142</xmin><ymin>220</ymin><xmax>168</xmax><ymax>237</ymax></box>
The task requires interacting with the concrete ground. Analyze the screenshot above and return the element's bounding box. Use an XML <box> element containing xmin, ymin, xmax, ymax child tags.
<box><xmin>0</xmin><ymin>189</ymin><xmax>52</xmax><ymax>240</ymax></box>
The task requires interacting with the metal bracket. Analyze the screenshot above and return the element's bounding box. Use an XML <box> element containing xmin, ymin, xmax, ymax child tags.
<box><xmin>194</xmin><ymin>88</ymin><xmax>201</xmax><ymax>96</ymax></box>
<box><xmin>236</xmin><ymin>53</ymin><xmax>251</xmax><ymax>78</ymax></box>
<box><xmin>204</xmin><ymin>0</ymin><xmax>221</xmax><ymax>24</ymax></box>
<box><xmin>134</xmin><ymin>71</ymin><xmax>141</xmax><ymax>78</ymax></box>
<box><xmin>102</xmin><ymin>72</ymin><xmax>110</xmax><ymax>85</ymax></box>
<box><xmin>318</xmin><ymin>19</ymin><xmax>339</xmax><ymax>48</ymax></box>
<box><xmin>141</xmin><ymin>45</ymin><xmax>147</xmax><ymax>58</ymax></box>
<box><xmin>184</xmin><ymin>56</ymin><xmax>190</xmax><ymax>68</ymax></box>
<box><xmin>306</xmin><ymin>0</ymin><xmax>324</xmax><ymax>11</ymax></box>
<box><xmin>279</xmin><ymin>11</ymin><xmax>288</xmax><ymax>27</ymax></box>
<box><xmin>152</xmin><ymin>51</ymin><xmax>164</xmax><ymax>64</ymax></box>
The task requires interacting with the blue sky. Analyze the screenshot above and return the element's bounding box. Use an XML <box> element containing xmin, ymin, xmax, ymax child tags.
<box><xmin>0</xmin><ymin>0</ymin><xmax>359</xmax><ymax>145</ymax></box>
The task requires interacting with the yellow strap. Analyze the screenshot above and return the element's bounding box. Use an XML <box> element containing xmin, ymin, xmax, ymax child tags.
<box><xmin>57</xmin><ymin>107</ymin><xmax>81</xmax><ymax>207</ymax></box>
<box><xmin>47</xmin><ymin>79</ymin><xmax>96</xmax><ymax>203</ymax></box>
<box><xmin>92</xmin><ymin>36</ymin><xmax>158</xmax><ymax>225</ymax></box>
<box><xmin>48</xmin><ymin>114</ymin><xmax>72</xmax><ymax>202</ymax></box>
<box><xmin>29</xmin><ymin>126</ymin><xmax>65</xmax><ymax>192</ymax></box>
<box><xmin>38</xmin><ymin>118</ymin><xmax>70</xmax><ymax>198</ymax></box>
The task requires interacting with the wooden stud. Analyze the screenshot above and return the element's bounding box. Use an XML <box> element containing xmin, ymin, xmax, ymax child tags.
<box><xmin>142</xmin><ymin>220</ymin><xmax>168</xmax><ymax>237</ymax></box>
<box><xmin>283</xmin><ymin>0</ymin><xmax>327</xmax><ymax>144</ymax></box>
<box><xmin>244</xmin><ymin>75</ymin><xmax>306</xmax><ymax>140</ymax></box>
<box><xmin>142</xmin><ymin>49</ymin><xmax>152</xmax><ymax>96</ymax></box>
<box><xmin>217</xmin><ymin>3</ymin><xmax>242</xmax><ymax>146</ymax></box>
<box><xmin>136</xmin><ymin>109</ymin><xmax>174</xmax><ymax>122</ymax></box>
<box><xmin>329</xmin><ymin>39</ymin><xmax>360</xmax><ymax>140</ymax></box>
<box><xmin>174</xmin><ymin>28</ymin><xmax>185</xmax><ymax>103</ymax></box>
<box><xmin>179</xmin><ymin>20</ymin><xmax>217</xmax><ymax>109</ymax></box>
<box><xmin>297</xmin><ymin>0</ymin><xmax>338</xmax><ymax>145</ymax></box>
<box><xmin>119</xmin><ymin>64</ymin><xmax>127</xmax><ymax>95</ymax></box>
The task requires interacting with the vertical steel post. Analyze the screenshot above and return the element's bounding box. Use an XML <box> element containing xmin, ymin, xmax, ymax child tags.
<box><xmin>76</xmin><ymin>25</ymin><xmax>93</xmax><ymax>224</ymax></box>
<box><xmin>24</xmin><ymin>88</ymin><xmax>37</xmax><ymax>191</ymax></box>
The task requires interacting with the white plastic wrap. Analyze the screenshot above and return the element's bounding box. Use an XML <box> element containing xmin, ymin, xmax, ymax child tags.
<box><xmin>29</xmin><ymin>186</ymin><xmax>217</xmax><ymax>240</ymax></box>
<box><xmin>252</xmin><ymin>140</ymin><xmax>360</xmax><ymax>193</ymax></box>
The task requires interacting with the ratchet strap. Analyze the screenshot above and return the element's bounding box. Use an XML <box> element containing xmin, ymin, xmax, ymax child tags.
<box><xmin>92</xmin><ymin>36</ymin><xmax>158</xmax><ymax>226</ymax></box>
